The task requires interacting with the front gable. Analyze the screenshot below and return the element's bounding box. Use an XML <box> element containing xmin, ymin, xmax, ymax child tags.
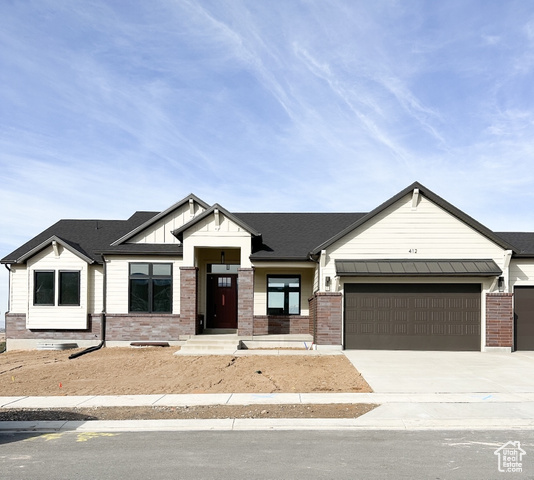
<box><xmin>329</xmin><ymin>191</ymin><xmax>509</xmax><ymax>260</ymax></box>
<box><xmin>172</xmin><ymin>204</ymin><xmax>261</xmax><ymax>267</ymax></box>
<box><xmin>111</xmin><ymin>194</ymin><xmax>209</xmax><ymax>246</ymax></box>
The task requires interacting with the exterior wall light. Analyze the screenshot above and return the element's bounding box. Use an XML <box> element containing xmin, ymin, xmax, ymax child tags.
<box><xmin>325</xmin><ymin>276</ymin><xmax>331</xmax><ymax>291</ymax></box>
<box><xmin>498</xmin><ymin>276</ymin><xmax>504</xmax><ymax>292</ymax></box>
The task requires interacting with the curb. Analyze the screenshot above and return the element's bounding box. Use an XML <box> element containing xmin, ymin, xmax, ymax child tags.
<box><xmin>3</xmin><ymin>418</ymin><xmax>534</xmax><ymax>433</ymax></box>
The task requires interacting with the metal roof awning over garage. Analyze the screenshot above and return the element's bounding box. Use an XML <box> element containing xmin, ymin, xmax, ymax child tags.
<box><xmin>335</xmin><ymin>259</ymin><xmax>502</xmax><ymax>277</ymax></box>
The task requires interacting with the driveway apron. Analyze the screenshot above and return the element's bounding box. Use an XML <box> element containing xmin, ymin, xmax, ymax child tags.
<box><xmin>343</xmin><ymin>350</ymin><xmax>534</xmax><ymax>394</ymax></box>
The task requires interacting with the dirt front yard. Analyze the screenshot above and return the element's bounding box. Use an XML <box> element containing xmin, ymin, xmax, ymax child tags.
<box><xmin>1</xmin><ymin>347</ymin><xmax>371</xmax><ymax>396</ymax></box>
<box><xmin>0</xmin><ymin>347</ymin><xmax>374</xmax><ymax>420</ymax></box>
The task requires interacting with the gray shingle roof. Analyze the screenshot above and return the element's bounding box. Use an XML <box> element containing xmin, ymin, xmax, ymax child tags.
<box><xmin>495</xmin><ymin>232</ymin><xmax>534</xmax><ymax>256</ymax></box>
<box><xmin>3</xmin><ymin>194</ymin><xmax>534</xmax><ymax>265</ymax></box>
<box><xmin>1</xmin><ymin>212</ymin><xmax>159</xmax><ymax>264</ymax></box>
<box><xmin>234</xmin><ymin>212</ymin><xmax>366</xmax><ymax>260</ymax></box>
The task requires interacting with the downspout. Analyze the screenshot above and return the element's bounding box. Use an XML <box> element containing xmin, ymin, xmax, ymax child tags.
<box><xmin>69</xmin><ymin>257</ymin><xmax>107</xmax><ymax>359</ymax></box>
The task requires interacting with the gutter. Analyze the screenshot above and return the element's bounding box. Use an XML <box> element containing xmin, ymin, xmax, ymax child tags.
<box><xmin>69</xmin><ymin>256</ymin><xmax>107</xmax><ymax>359</ymax></box>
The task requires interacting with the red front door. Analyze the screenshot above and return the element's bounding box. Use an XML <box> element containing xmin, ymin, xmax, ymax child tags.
<box><xmin>206</xmin><ymin>274</ymin><xmax>238</xmax><ymax>329</ymax></box>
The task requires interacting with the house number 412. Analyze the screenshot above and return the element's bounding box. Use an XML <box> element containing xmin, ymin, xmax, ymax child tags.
<box><xmin>409</xmin><ymin>248</ymin><xmax>418</xmax><ymax>253</ymax></box>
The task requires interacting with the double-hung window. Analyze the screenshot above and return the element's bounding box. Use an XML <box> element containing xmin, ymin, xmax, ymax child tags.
<box><xmin>129</xmin><ymin>263</ymin><xmax>172</xmax><ymax>313</ymax></box>
<box><xmin>267</xmin><ymin>275</ymin><xmax>301</xmax><ymax>315</ymax></box>
<box><xmin>33</xmin><ymin>270</ymin><xmax>80</xmax><ymax>306</ymax></box>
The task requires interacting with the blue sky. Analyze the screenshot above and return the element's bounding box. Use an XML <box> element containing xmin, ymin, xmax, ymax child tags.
<box><xmin>1</xmin><ymin>1</ymin><xmax>534</xmax><ymax>323</ymax></box>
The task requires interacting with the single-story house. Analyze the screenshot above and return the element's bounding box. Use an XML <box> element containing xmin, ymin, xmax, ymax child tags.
<box><xmin>2</xmin><ymin>182</ymin><xmax>534</xmax><ymax>352</ymax></box>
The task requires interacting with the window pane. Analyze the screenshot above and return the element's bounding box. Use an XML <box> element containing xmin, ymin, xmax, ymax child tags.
<box><xmin>267</xmin><ymin>275</ymin><xmax>300</xmax><ymax>315</ymax></box>
<box><xmin>153</xmin><ymin>279</ymin><xmax>172</xmax><ymax>313</ymax></box>
<box><xmin>288</xmin><ymin>292</ymin><xmax>300</xmax><ymax>314</ymax></box>
<box><xmin>153</xmin><ymin>264</ymin><xmax>171</xmax><ymax>276</ymax></box>
<box><xmin>59</xmin><ymin>271</ymin><xmax>80</xmax><ymax>306</ymax></box>
<box><xmin>130</xmin><ymin>279</ymin><xmax>149</xmax><ymax>312</ymax></box>
<box><xmin>288</xmin><ymin>278</ymin><xmax>300</xmax><ymax>288</ymax></box>
<box><xmin>268</xmin><ymin>278</ymin><xmax>286</xmax><ymax>288</ymax></box>
<box><xmin>34</xmin><ymin>271</ymin><xmax>54</xmax><ymax>305</ymax></box>
<box><xmin>130</xmin><ymin>263</ymin><xmax>149</xmax><ymax>276</ymax></box>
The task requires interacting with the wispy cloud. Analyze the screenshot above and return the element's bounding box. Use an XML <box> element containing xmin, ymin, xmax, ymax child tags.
<box><xmin>2</xmin><ymin>0</ymin><xmax>534</xmax><ymax>319</ymax></box>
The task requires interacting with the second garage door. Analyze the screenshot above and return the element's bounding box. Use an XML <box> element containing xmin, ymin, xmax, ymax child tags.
<box><xmin>344</xmin><ymin>283</ymin><xmax>481</xmax><ymax>351</ymax></box>
<box><xmin>514</xmin><ymin>286</ymin><xmax>534</xmax><ymax>351</ymax></box>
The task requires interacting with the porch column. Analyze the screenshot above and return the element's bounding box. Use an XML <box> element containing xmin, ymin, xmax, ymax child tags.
<box><xmin>180</xmin><ymin>267</ymin><xmax>199</xmax><ymax>336</ymax></box>
<box><xmin>485</xmin><ymin>293</ymin><xmax>513</xmax><ymax>350</ymax></box>
<box><xmin>312</xmin><ymin>292</ymin><xmax>342</xmax><ymax>346</ymax></box>
<box><xmin>237</xmin><ymin>267</ymin><xmax>254</xmax><ymax>336</ymax></box>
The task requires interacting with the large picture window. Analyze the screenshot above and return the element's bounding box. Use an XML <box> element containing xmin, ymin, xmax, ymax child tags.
<box><xmin>129</xmin><ymin>263</ymin><xmax>172</xmax><ymax>313</ymax></box>
<box><xmin>267</xmin><ymin>275</ymin><xmax>301</xmax><ymax>315</ymax></box>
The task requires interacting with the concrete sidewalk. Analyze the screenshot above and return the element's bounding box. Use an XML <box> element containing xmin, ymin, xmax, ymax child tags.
<box><xmin>3</xmin><ymin>350</ymin><xmax>534</xmax><ymax>432</ymax></box>
<box><xmin>2</xmin><ymin>391</ymin><xmax>534</xmax><ymax>432</ymax></box>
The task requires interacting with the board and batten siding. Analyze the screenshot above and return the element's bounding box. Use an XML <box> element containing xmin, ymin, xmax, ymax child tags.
<box><xmin>26</xmin><ymin>245</ymin><xmax>89</xmax><ymax>329</ymax></box>
<box><xmin>323</xmin><ymin>193</ymin><xmax>507</xmax><ymax>284</ymax></box>
<box><xmin>9</xmin><ymin>264</ymin><xmax>29</xmax><ymax>313</ymax></box>
<box><xmin>182</xmin><ymin>214</ymin><xmax>252</xmax><ymax>267</ymax></box>
<box><xmin>253</xmin><ymin>266</ymin><xmax>314</xmax><ymax>316</ymax></box>
<box><xmin>105</xmin><ymin>256</ymin><xmax>183</xmax><ymax>314</ymax></box>
<box><xmin>130</xmin><ymin>202</ymin><xmax>206</xmax><ymax>244</ymax></box>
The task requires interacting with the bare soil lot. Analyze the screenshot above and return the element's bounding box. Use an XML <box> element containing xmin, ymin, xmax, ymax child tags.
<box><xmin>0</xmin><ymin>347</ymin><xmax>371</xmax><ymax>396</ymax></box>
<box><xmin>0</xmin><ymin>347</ymin><xmax>374</xmax><ymax>420</ymax></box>
<box><xmin>0</xmin><ymin>404</ymin><xmax>377</xmax><ymax>421</ymax></box>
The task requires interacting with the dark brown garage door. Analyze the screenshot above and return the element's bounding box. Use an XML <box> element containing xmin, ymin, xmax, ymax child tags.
<box><xmin>514</xmin><ymin>287</ymin><xmax>534</xmax><ymax>350</ymax></box>
<box><xmin>344</xmin><ymin>284</ymin><xmax>481</xmax><ymax>351</ymax></box>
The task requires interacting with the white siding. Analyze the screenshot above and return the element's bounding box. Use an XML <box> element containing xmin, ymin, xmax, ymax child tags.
<box><xmin>323</xmin><ymin>193</ymin><xmax>506</xmax><ymax>286</ymax></box>
<box><xmin>105</xmin><ymin>256</ymin><xmax>183</xmax><ymax>314</ymax></box>
<box><xmin>510</xmin><ymin>259</ymin><xmax>534</xmax><ymax>287</ymax></box>
<box><xmin>88</xmin><ymin>265</ymin><xmax>104</xmax><ymax>313</ymax></box>
<box><xmin>26</xmin><ymin>245</ymin><xmax>89</xmax><ymax>329</ymax></box>
<box><xmin>253</xmin><ymin>266</ymin><xmax>314</xmax><ymax>316</ymax></box>
<box><xmin>10</xmin><ymin>265</ymin><xmax>28</xmax><ymax>313</ymax></box>
<box><xmin>130</xmin><ymin>203</ymin><xmax>206</xmax><ymax>244</ymax></box>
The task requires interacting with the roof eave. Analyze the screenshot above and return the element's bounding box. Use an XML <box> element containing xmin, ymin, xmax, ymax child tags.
<box><xmin>15</xmin><ymin>236</ymin><xmax>95</xmax><ymax>265</ymax></box>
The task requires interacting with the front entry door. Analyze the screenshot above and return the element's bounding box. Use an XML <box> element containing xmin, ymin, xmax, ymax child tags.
<box><xmin>206</xmin><ymin>274</ymin><xmax>238</xmax><ymax>329</ymax></box>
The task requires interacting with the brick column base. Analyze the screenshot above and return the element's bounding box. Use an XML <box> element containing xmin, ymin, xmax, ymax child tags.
<box><xmin>310</xmin><ymin>292</ymin><xmax>342</xmax><ymax>346</ymax></box>
<box><xmin>237</xmin><ymin>268</ymin><xmax>254</xmax><ymax>336</ymax></box>
<box><xmin>180</xmin><ymin>267</ymin><xmax>199</xmax><ymax>335</ymax></box>
<box><xmin>486</xmin><ymin>293</ymin><xmax>513</xmax><ymax>348</ymax></box>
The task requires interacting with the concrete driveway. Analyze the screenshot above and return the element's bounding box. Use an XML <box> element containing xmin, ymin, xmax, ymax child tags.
<box><xmin>343</xmin><ymin>350</ymin><xmax>534</xmax><ymax>394</ymax></box>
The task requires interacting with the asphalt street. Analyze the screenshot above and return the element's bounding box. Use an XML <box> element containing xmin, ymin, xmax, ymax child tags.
<box><xmin>2</xmin><ymin>430</ymin><xmax>534</xmax><ymax>479</ymax></box>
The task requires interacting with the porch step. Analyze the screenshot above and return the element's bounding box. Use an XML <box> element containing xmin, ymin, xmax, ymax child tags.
<box><xmin>175</xmin><ymin>335</ymin><xmax>241</xmax><ymax>355</ymax></box>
